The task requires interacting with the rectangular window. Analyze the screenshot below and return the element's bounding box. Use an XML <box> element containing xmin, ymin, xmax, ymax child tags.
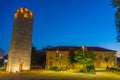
<box><xmin>112</xmin><ymin>54</ymin><xmax>115</xmax><ymax>58</ymax></box>
<box><xmin>50</xmin><ymin>54</ymin><xmax>52</xmax><ymax>60</ymax></box>
<box><xmin>49</xmin><ymin>61</ymin><xmax>53</xmax><ymax>66</ymax></box>
<box><xmin>100</xmin><ymin>61</ymin><xmax>102</xmax><ymax>65</ymax></box>
<box><xmin>112</xmin><ymin>61</ymin><xmax>114</xmax><ymax>65</ymax></box>
<box><xmin>56</xmin><ymin>53</ymin><xmax>59</xmax><ymax>58</ymax></box>
<box><xmin>95</xmin><ymin>54</ymin><xmax>98</xmax><ymax>59</ymax></box>
<box><xmin>100</xmin><ymin>54</ymin><xmax>102</xmax><ymax>59</ymax></box>
<box><xmin>60</xmin><ymin>61</ymin><xmax>62</xmax><ymax>66</ymax></box>
<box><xmin>108</xmin><ymin>53</ymin><xmax>111</xmax><ymax>58</ymax></box>
<box><xmin>50</xmin><ymin>56</ymin><xmax>52</xmax><ymax>60</ymax></box>
<box><xmin>61</xmin><ymin>54</ymin><xmax>64</xmax><ymax>59</ymax></box>
<box><xmin>56</xmin><ymin>60</ymin><xmax>59</xmax><ymax>65</ymax></box>
<box><xmin>105</xmin><ymin>54</ymin><xmax>108</xmax><ymax>58</ymax></box>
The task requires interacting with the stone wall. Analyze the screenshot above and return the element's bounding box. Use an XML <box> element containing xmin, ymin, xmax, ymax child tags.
<box><xmin>6</xmin><ymin>8</ymin><xmax>34</xmax><ymax>72</ymax></box>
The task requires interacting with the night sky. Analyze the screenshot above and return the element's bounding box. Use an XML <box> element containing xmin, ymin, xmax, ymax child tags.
<box><xmin>0</xmin><ymin>0</ymin><xmax>120</xmax><ymax>55</ymax></box>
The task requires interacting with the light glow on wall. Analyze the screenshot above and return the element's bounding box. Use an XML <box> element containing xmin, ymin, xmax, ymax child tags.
<box><xmin>24</xmin><ymin>13</ymin><xmax>29</xmax><ymax>18</ymax></box>
<box><xmin>13</xmin><ymin>67</ymin><xmax>19</xmax><ymax>73</ymax></box>
<box><xmin>14</xmin><ymin>13</ymin><xmax>17</xmax><ymax>18</ymax></box>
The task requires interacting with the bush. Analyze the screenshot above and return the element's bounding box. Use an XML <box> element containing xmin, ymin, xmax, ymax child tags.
<box><xmin>79</xmin><ymin>68</ymin><xmax>84</xmax><ymax>72</ymax></box>
<box><xmin>79</xmin><ymin>68</ymin><xmax>96</xmax><ymax>74</ymax></box>
<box><xmin>49</xmin><ymin>66</ymin><xmax>62</xmax><ymax>71</ymax></box>
<box><xmin>109</xmin><ymin>67</ymin><xmax>115</xmax><ymax>70</ymax></box>
<box><xmin>114</xmin><ymin>68</ymin><xmax>120</xmax><ymax>72</ymax></box>
<box><xmin>110</xmin><ymin>67</ymin><xmax>120</xmax><ymax>72</ymax></box>
<box><xmin>86</xmin><ymin>64</ymin><xmax>95</xmax><ymax>72</ymax></box>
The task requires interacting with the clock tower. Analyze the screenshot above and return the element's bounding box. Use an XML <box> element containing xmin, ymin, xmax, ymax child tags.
<box><xmin>6</xmin><ymin>8</ymin><xmax>34</xmax><ymax>72</ymax></box>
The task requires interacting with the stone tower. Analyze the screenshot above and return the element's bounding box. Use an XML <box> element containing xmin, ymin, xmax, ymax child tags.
<box><xmin>6</xmin><ymin>8</ymin><xmax>34</xmax><ymax>72</ymax></box>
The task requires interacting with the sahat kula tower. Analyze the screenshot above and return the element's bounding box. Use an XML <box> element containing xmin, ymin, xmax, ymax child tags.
<box><xmin>6</xmin><ymin>8</ymin><xmax>34</xmax><ymax>72</ymax></box>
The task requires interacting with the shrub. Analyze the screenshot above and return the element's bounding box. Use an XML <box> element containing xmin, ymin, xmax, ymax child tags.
<box><xmin>109</xmin><ymin>67</ymin><xmax>115</xmax><ymax>71</ymax></box>
<box><xmin>49</xmin><ymin>66</ymin><xmax>62</xmax><ymax>71</ymax></box>
<box><xmin>110</xmin><ymin>67</ymin><xmax>120</xmax><ymax>72</ymax></box>
<box><xmin>79</xmin><ymin>68</ymin><xmax>84</xmax><ymax>72</ymax></box>
<box><xmin>114</xmin><ymin>68</ymin><xmax>120</xmax><ymax>72</ymax></box>
<box><xmin>86</xmin><ymin>64</ymin><xmax>95</xmax><ymax>72</ymax></box>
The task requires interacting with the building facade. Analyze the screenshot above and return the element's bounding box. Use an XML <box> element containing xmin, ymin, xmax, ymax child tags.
<box><xmin>6</xmin><ymin>8</ymin><xmax>34</xmax><ymax>72</ymax></box>
<box><xmin>46</xmin><ymin>46</ymin><xmax>117</xmax><ymax>69</ymax></box>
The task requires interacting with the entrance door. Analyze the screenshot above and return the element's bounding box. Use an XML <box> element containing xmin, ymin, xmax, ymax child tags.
<box><xmin>19</xmin><ymin>63</ymin><xmax>23</xmax><ymax>71</ymax></box>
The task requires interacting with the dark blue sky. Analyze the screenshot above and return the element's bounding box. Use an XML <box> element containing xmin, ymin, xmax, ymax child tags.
<box><xmin>0</xmin><ymin>0</ymin><xmax>120</xmax><ymax>54</ymax></box>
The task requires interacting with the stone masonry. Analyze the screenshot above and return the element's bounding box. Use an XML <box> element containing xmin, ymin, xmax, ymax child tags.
<box><xmin>6</xmin><ymin>8</ymin><xmax>34</xmax><ymax>72</ymax></box>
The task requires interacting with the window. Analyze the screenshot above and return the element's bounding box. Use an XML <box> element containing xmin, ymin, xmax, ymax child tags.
<box><xmin>99</xmin><ymin>54</ymin><xmax>102</xmax><ymax>59</ymax></box>
<box><xmin>105</xmin><ymin>54</ymin><xmax>108</xmax><ymax>58</ymax></box>
<box><xmin>49</xmin><ymin>61</ymin><xmax>53</xmax><ymax>66</ymax></box>
<box><xmin>104</xmin><ymin>54</ymin><xmax>108</xmax><ymax>58</ymax></box>
<box><xmin>108</xmin><ymin>53</ymin><xmax>111</xmax><ymax>58</ymax></box>
<box><xmin>50</xmin><ymin>54</ymin><xmax>52</xmax><ymax>60</ymax></box>
<box><xmin>50</xmin><ymin>56</ymin><xmax>52</xmax><ymax>60</ymax></box>
<box><xmin>112</xmin><ymin>61</ymin><xmax>114</xmax><ymax>65</ymax></box>
<box><xmin>24</xmin><ymin>13</ymin><xmax>29</xmax><ymax>18</ymax></box>
<box><xmin>56</xmin><ymin>53</ymin><xmax>59</xmax><ymax>58</ymax></box>
<box><xmin>100</xmin><ymin>61</ymin><xmax>103</xmax><ymax>65</ymax></box>
<box><xmin>61</xmin><ymin>54</ymin><xmax>64</xmax><ymax>59</ymax></box>
<box><xmin>95</xmin><ymin>54</ymin><xmax>98</xmax><ymax>59</ymax></box>
<box><xmin>112</xmin><ymin>54</ymin><xmax>115</xmax><ymax>58</ymax></box>
<box><xmin>60</xmin><ymin>61</ymin><xmax>62</xmax><ymax>66</ymax></box>
<box><xmin>56</xmin><ymin>60</ymin><xmax>59</xmax><ymax>65</ymax></box>
<box><xmin>56</xmin><ymin>50</ymin><xmax>59</xmax><ymax>58</ymax></box>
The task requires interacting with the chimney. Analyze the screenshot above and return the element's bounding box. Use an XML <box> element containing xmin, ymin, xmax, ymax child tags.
<box><xmin>82</xmin><ymin>46</ymin><xmax>87</xmax><ymax>51</ymax></box>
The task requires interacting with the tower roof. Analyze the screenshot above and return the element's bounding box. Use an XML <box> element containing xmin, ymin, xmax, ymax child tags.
<box><xmin>14</xmin><ymin>7</ymin><xmax>33</xmax><ymax>18</ymax></box>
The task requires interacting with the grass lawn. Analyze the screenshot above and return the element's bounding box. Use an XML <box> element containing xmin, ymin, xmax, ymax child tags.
<box><xmin>0</xmin><ymin>70</ymin><xmax>120</xmax><ymax>80</ymax></box>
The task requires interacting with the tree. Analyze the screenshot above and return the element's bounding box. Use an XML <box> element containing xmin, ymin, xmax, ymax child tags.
<box><xmin>111</xmin><ymin>0</ymin><xmax>120</xmax><ymax>42</ymax></box>
<box><xmin>31</xmin><ymin>46</ymin><xmax>40</xmax><ymax>67</ymax></box>
<box><xmin>74</xmin><ymin>49</ymin><xmax>95</xmax><ymax>71</ymax></box>
<box><xmin>0</xmin><ymin>59</ymin><xmax>4</xmax><ymax>67</ymax></box>
<box><xmin>67</xmin><ymin>49</ymin><xmax>77</xmax><ymax>69</ymax></box>
<box><xmin>104</xmin><ymin>57</ymin><xmax>109</xmax><ymax>70</ymax></box>
<box><xmin>31</xmin><ymin>45</ymin><xmax>52</xmax><ymax>69</ymax></box>
<box><xmin>0</xmin><ymin>49</ymin><xmax>5</xmax><ymax>67</ymax></box>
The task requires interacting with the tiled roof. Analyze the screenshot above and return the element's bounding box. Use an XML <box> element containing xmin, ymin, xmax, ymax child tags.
<box><xmin>47</xmin><ymin>46</ymin><xmax>116</xmax><ymax>52</ymax></box>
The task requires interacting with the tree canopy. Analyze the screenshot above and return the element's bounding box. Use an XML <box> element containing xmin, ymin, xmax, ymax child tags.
<box><xmin>74</xmin><ymin>50</ymin><xmax>95</xmax><ymax>65</ymax></box>
<box><xmin>67</xmin><ymin>48</ymin><xmax>95</xmax><ymax>71</ymax></box>
<box><xmin>0</xmin><ymin>49</ymin><xmax>5</xmax><ymax>67</ymax></box>
<box><xmin>31</xmin><ymin>45</ymin><xmax>52</xmax><ymax>68</ymax></box>
<box><xmin>111</xmin><ymin>0</ymin><xmax>120</xmax><ymax>42</ymax></box>
<box><xmin>67</xmin><ymin>49</ymin><xmax>77</xmax><ymax>68</ymax></box>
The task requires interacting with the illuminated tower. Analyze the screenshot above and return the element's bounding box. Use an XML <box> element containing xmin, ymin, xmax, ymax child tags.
<box><xmin>6</xmin><ymin>8</ymin><xmax>34</xmax><ymax>72</ymax></box>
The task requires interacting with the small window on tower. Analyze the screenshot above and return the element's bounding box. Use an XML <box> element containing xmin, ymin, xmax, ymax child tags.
<box><xmin>24</xmin><ymin>13</ymin><xmax>29</xmax><ymax>18</ymax></box>
<box><xmin>20</xmin><ymin>9</ymin><xmax>24</xmax><ymax>13</ymax></box>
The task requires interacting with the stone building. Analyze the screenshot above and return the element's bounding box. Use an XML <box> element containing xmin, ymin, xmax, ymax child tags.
<box><xmin>6</xmin><ymin>8</ymin><xmax>34</xmax><ymax>72</ymax></box>
<box><xmin>46</xmin><ymin>46</ymin><xmax>117</xmax><ymax>70</ymax></box>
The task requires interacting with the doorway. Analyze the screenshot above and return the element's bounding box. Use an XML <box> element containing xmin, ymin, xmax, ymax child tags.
<box><xmin>19</xmin><ymin>63</ymin><xmax>23</xmax><ymax>71</ymax></box>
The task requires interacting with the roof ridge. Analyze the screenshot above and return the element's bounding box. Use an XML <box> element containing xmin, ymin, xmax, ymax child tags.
<box><xmin>47</xmin><ymin>46</ymin><xmax>116</xmax><ymax>52</ymax></box>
